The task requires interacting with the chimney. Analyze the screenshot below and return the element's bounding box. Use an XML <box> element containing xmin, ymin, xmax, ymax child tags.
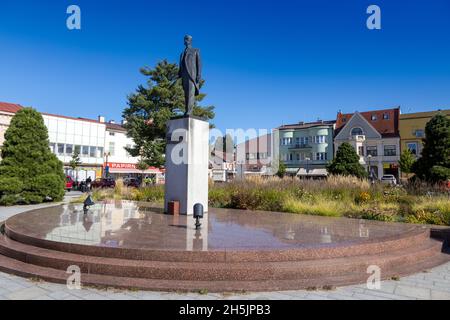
<box><xmin>121</xmin><ymin>119</ymin><xmax>127</xmax><ymax>125</ymax></box>
<box><xmin>98</xmin><ymin>115</ymin><xmax>105</xmax><ymax>123</ymax></box>
<box><xmin>298</xmin><ymin>121</ymin><xmax>304</xmax><ymax>125</ymax></box>
<box><xmin>109</xmin><ymin>120</ymin><xmax>116</xmax><ymax>124</ymax></box>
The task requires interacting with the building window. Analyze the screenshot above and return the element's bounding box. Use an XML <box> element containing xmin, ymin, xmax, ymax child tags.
<box><xmin>315</xmin><ymin>152</ymin><xmax>327</xmax><ymax>161</ymax></box>
<box><xmin>342</xmin><ymin>117</ymin><xmax>346</xmax><ymax>122</ymax></box>
<box><xmin>49</xmin><ymin>143</ymin><xmax>55</xmax><ymax>154</ymax></box>
<box><xmin>90</xmin><ymin>146</ymin><xmax>97</xmax><ymax>158</ymax></box>
<box><xmin>299</xmin><ymin>136</ymin><xmax>309</xmax><ymax>145</ymax></box>
<box><xmin>358</xmin><ymin>146</ymin><xmax>364</xmax><ymax>156</ymax></box>
<box><xmin>281</xmin><ymin>137</ymin><xmax>292</xmax><ymax>146</ymax></box>
<box><xmin>65</xmin><ymin>144</ymin><xmax>73</xmax><ymax>155</ymax></box>
<box><xmin>383</xmin><ymin>113</ymin><xmax>390</xmax><ymax>120</ymax></box>
<box><xmin>57</xmin><ymin>143</ymin><xmax>65</xmax><ymax>154</ymax></box>
<box><xmin>296</xmin><ymin>153</ymin><xmax>300</xmax><ymax>161</ymax></box>
<box><xmin>74</xmin><ymin>145</ymin><xmax>81</xmax><ymax>154</ymax></box>
<box><xmin>109</xmin><ymin>131</ymin><xmax>115</xmax><ymax>136</ymax></box>
<box><xmin>366</xmin><ymin>146</ymin><xmax>378</xmax><ymax>157</ymax></box>
<box><xmin>407</xmin><ymin>142</ymin><xmax>418</xmax><ymax>156</ymax></box>
<box><xmin>109</xmin><ymin>142</ymin><xmax>115</xmax><ymax>156</ymax></box>
<box><xmin>97</xmin><ymin>147</ymin><xmax>104</xmax><ymax>158</ymax></box>
<box><xmin>414</xmin><ymin>129</ymin><xmax>424</xmax><ymax>138</ymax></box>
<box><xmin>289</xmin><ymin>153</ymin><xmax>293</xmax><ymax>161</ymax></box>
<box><xmin>82</xmin><ymin>145</ymin><xmax>89</xmax><ymax>156</ymax></box>
<box><xmin>313</xmin><ymin>135</ymin><xmax>326</xmax><ymax>144</ymax></box>
<box><xmin>384</xmin><ymin>145</ymin><xmax>397</xmax><ymax>156</ymax></box>
<box><xmin>351</xmin><ymin>127</ymin><xmax>363</xmax><ymax>136</ymax></box>
<box><xmin>371</xmin><ymin>114</ymin><xmax>377</xmax><ymax>121</ymax></box>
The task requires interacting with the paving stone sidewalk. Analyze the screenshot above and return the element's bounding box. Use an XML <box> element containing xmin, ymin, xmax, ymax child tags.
<box><xmin>1</xmin><ymin>193</ymin><xmax>449</xmax><ymax>300</ymax></box>
<box><xmin>0</xmin><ymin>262</ymin><xmax>449</xmax><ymax>300</ymax></box>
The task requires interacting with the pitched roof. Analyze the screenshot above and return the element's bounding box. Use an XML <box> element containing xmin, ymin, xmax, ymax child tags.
<box><xmin>106</xmin><ymin>122</ymin><xmax>127</xmax><ymax>132</ymax></box>
<box><xmin>335</xmin><ymin>107</ymin><xmax>400</xmax><ymax>138</ymax></box>
<box><xmin>0</xmin><ymin>102</ymin><xmax>23</xmax><ymax>113</ymax></box>
<box><xmin>278</xmin><ymin>120</ymin><xmax>335</xmax><ymax>130</ymax></box>
<box><xmin>41</xmin><ymin>112</ymin><xmax>102</xmax><ymax>124</ymax></box>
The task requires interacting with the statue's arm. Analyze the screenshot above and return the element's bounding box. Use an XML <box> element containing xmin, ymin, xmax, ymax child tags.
<box><xmin>196</xmin><ymin>49</ymin><xmax>202</xmax><ymax>82</ymax></box>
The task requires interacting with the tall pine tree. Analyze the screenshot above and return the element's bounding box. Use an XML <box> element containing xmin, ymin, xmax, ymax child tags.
<box><xmin>0</xmin><ymin>108</ymin><xmax>65</xmax><ymax>205</ymax></box>
<box><xmin>123</xmin><ymin>60</ymin><xmax>215</xmax><ymax>166</ymax></box>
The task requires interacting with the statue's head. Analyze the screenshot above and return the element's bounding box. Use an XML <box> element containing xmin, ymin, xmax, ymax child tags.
<box><xmin>184</xmin><ymin>34</ymin><xmax>193</xmax><ymax>47</ymax></box>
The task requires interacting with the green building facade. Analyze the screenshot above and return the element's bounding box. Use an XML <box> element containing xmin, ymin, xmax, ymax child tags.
<box><xmin>277</xmin><ymin>120</ymin><xmax>335</xmax><ymax>177</ymax></box>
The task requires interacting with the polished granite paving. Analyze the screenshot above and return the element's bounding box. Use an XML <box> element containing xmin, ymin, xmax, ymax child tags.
<box><xmin>5</xmin><ymin>200</ymin><xmax>425</xmax><ymax>251</ymax></box>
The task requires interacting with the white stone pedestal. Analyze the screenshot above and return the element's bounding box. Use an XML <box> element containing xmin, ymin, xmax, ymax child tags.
<box><xmin>164</xmin><ymin>116</ymin><xmax>209</xmax><ymax>215</ymax></box>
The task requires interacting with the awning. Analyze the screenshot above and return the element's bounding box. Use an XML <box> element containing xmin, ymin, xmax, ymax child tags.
<box><xmin>285</xmin><ymin>168</ymin><xmax>299</xmax><ymax>175</ymax></box>
<box><xmin>297</xmin><ymin>168</ymin><xmax>328</xmax><ymax>176</ymax></box>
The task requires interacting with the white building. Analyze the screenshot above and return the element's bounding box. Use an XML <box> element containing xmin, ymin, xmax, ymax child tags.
<box><xmin>0</xmin><ymin>102</ymin><xmax>22</xmax><ymax>149</ymax></box>
<box><xmin>103</xmin><ymin>121</ymin><xmax>164</xmax><ymax>181</ymax></box>
<box><xmin>334</xmin><ymin>108</ymin><xmax>401</xmax><ymax>180</ymax></box>
<box><xmin>44</xmin><ymin>113</ymin><xmax>106</xmax><ymax>181</ymax></box>
<box><xmin>0</xmin><ymin>102</ymin><xmax>164</xmax><ymax>182</ymax></box>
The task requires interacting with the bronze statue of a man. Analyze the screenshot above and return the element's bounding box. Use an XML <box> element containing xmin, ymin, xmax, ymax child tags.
<box><xmin>178</xmin><ymin>35</ymin><xmax>202</xmax><ymax>116</ymax></box>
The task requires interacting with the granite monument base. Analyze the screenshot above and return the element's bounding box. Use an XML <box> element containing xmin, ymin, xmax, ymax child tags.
<box><xmin>164</xmin><ymin>115</ymin><xmax>209</xmax><ymax>215</ymax></box>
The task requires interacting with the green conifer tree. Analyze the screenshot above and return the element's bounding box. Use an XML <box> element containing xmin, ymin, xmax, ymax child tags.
<box><xmin>0</xmin><ymin>108</ymin><xmax>65</xmax><ymax>205</ymax></box>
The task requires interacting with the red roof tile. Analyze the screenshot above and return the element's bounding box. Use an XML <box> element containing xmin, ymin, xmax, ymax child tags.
<box><xmin>0</xmin><ymin>102</ymin><xmax>23</xmax><ymax>113</ymax></box>
<box><xmin>336</xmin><ymin>107</ymin><xmax>400</xmax><ymax>138</ymax></box>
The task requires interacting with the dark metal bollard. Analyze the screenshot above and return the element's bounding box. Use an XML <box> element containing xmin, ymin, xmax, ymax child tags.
<box><xmin>193</xmin><ymin>203</ymin><xmax>204</xmax><ymax>230</ymax></box>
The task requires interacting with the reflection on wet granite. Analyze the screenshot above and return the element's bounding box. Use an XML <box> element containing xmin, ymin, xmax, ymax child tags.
<box><xmin>6</xmin><ymin>200</ymin><xmax>424</xmax><ymax>251</ymax></box>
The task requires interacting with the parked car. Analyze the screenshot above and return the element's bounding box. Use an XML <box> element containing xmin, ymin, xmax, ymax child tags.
<box><xmin>91</xmin><ymin>178</ymin><xmax>116</xmax><ymax>188</ymax></box>
<box><xmin>65</xmin><ymin>176</ymin><xmax>74</xmax><ymax>191</ymax></box>
<box><xmin>123</xmin><ymin>177</ymin><xmax>140</xmax><ymax>188</ymax></box>
<box><xmin>381</xmin><ymin>174</ymin><xmax>397</xmax><ymax>185</ymax></box>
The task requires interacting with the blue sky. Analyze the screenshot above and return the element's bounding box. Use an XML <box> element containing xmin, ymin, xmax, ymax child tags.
<box><xmin>0</xmin><ymin>0</ymin><xmax>449</xmax><ymax>132</ymax></box>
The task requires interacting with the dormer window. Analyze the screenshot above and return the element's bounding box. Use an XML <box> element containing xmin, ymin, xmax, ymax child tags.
<box><xmin>371</xmin><ymin>114</ymin><xmax>377</xmax><ymax>121</ymax></box>
<box><xmin>383</xmin><ymin>113</ymin><xmax>390</xmax><ymax>120</ymax></box>
<box><xmin>351</xmin><ymin>127</ymin><xmax>363</xmax><ymax>136</ymax></box>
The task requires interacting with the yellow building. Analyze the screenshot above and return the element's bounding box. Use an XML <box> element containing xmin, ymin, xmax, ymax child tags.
<box><xmin>399</xmin><ymin>109</ymin><xmax>450</xmax><ymax>157</ymax></box>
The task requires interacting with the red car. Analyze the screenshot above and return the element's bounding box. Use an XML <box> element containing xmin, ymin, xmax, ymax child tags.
<box><xmin>65</xmin><ymin>176</ymin><xmax>74</xmax><ymax>191</ymax></box>
<box><xmin>91</xmin><ymin>178</ymin><xmax>116</xmax><ymax>188</ymax></box>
